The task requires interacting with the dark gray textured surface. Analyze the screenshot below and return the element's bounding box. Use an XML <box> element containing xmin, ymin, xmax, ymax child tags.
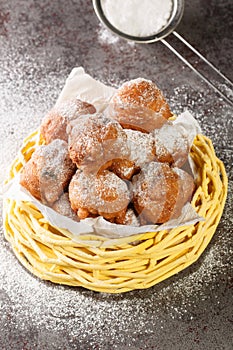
<box><xmin>0</xmin><ymin>1</ymin><xmax>233</xmax><ymax>349</ymax></box>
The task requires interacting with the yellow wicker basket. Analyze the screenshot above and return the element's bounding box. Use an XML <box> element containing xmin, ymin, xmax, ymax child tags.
<box><xmin>3</xmin><ymin>131</ymin><xmax>228</xmax><ymax>293</ymax></box>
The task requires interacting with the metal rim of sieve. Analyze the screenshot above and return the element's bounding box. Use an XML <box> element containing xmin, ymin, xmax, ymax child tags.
<box><xmin>93</xmin><ymin>0</ymin><xmax>185</xmax><ymax>43</ymax></box>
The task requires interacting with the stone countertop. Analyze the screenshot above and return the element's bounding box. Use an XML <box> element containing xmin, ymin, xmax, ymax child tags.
<box><xmin>0</xmin><ymin>1</ymin><xmax>232</xmax><ymax>349</ymax></box>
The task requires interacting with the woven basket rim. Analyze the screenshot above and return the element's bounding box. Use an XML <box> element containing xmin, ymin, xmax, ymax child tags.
<box><xmin>3</xmin><ymin>131</ymin><xmax>228</xmax><ymax>293</ymax></box>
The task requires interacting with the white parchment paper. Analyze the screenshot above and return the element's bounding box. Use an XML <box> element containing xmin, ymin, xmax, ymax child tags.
<box><xmin>56</xmin><ymin>67</ymin><xmax>116</xmax><ymax>112</ymax></box>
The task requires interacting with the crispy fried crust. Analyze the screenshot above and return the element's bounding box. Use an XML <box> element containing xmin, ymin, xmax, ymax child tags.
<box><xmin>111</xmin><ymin>78</ymin><xmax>172</xmax><ymax>132</ymax></box>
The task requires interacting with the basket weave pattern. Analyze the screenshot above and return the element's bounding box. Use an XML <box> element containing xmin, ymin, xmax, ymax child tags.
<box><xmin>3</xmin><ymin>131</ymin><xmax>228</xmax><ymax>293</ymax></box>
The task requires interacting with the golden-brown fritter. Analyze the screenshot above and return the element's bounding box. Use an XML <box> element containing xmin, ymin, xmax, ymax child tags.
<box><xmin>153</xmin><ymin>122</ymin><xmax>190</xmax><ymax>168</ymax></box>
<box><xmin>40</xmin><ymin>99</ymin><xmax>96</xmax><ymax>144</ymax></box>
<box><xmin>115</xmin><ymin>208</ymin><xmax>140</xmax><ymax>226</ymax></box>
<box><xmin>110</xmin><ymin>78</ymin><xmax>172</xmax><ymax>132</ymax></box>
<box><xmin>52</xmin><ymin>193</ymin><xmax>78</xmax><ymax>221</ymax></box>
<box><xmin>69</xmin><ymin>169</ymin><xmax>131</xmax><ymax>221</ymax></box>
<box><xmin>108</xmin><ymin>129</ymin><xmax>156</xmax><ymax>180</ymax></box>
<box><xmin>68</xmin><ymin>114</ymin><xmax>129</xmax><ymax>174</ymax></box>
<box><xmin>132</xmin><ymin>162</ymin><xmax>195</xmax><ymax>224</ymax></box>
<box><xmin>20</xmin><ymin>139</ymin><xmax>76</xmax><ymax>205</ymax></box>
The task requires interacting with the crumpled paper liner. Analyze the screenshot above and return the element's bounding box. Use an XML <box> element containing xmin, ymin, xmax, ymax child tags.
<box><xmin>56</xmin><ymin>67</ymin><xmax>116</xmax><ymax>112</ymax></box>
<box><xmin>3</xmin><ymin>67</ymin><xmax>204</xmax><ymax>239</ymax></box>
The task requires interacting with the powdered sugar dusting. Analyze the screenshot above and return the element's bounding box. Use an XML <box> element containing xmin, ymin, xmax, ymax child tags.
<box><xmin>69</xmin><ymin>169</ymin><xmax>131</xmax><ymax>217</ymax></box>
<box><xmin>52</xmin><ymin>193</ymin><xmax>78</xmax><ymax>221</ymax></box>
<box><xmin>110</xmin><ymin>78</ymin><xmax>172</xmax><ymax>131</ymax></box>
<box><xmin>98</xmin><ymin>25</ymin><xmax>120</xmax><ymax>45</ymax></box>
<box><xmin>114</xmin><ymin>78</ymin><xmax>159</xmax><ymax>108</ymax></box>
<box><xmin>20</xmin><ymin>139</ymin><xmax>75</xmax><ymax>204</ymax></box>
<box><xmin>126</xmin><ymin>129</ymin><xmax>155</xmax><ymax>167</ymax></box>
<box><xmin>132</xmin><ymin>161</ymin><xmax>195</xmax><ymax>223</ymax></box>
<box><xmin>68</xmin><ymin>114</ymin><xmax>129</xmax><ymax>174</ymax></box>
<box><xmin>153</xmin><ymin>122</ymin><xmax>189</xmax><ymax>167</ymax></box>
<box><xmin>55</xmin><ymin>99</ymin><xmax>96</xmax><ymax>120</ymax></box>
<box><xmin>120</xmin><ymin>208</ymin><xmax>140</xmax><ymax>226</ymax></box>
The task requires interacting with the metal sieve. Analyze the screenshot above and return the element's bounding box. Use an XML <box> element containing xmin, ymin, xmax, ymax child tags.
<box><xmin>93</xmin><ymin>0</ymin><xmax>233</xmax><ymax>106</ymax></box>
<box><xmin>92</xmin><ymin>0</ymin><xmax>185</xmax><ymax>43</ymax></box>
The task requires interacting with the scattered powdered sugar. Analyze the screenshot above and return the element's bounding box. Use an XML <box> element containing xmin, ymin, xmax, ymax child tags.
<box><xmin>110</xmin><ymin>158</ymin><xmax>136</xmax><ymax>180</ymax></box>
<box><xmin>131</xmin><ymin>161</ymin><xmax>196</xmax><ymax>224</ymax></box>
<box><xmin>95</xmin><ymin>171</ymin><xmax>131</xmax><ymax>212</ymax></box>
<box><xmin>0</xmin><ymin>0</ymin><xmax>232</xmax><ymax>347</ymax></box>
<box><xmin>0</xmin><ymin>181</ymin><xmax>232</xmax><ymax>348</ymax></box>
<box><xmin>101</xmin><ymin>0</ymin><xmax>173</xmax><ymax>37</ymax></box>
<box><xmin>1</xmin><ymin>80</ymin><xmax>232</xmax><ymax>348</ymax></box>
<box><xmin>38</xmin><ymin>139</ymin><xmax>68</xmax><ymax>164</ymax></box>
<box><xmin>98</xmin><ymin>24</ymin><xmax>120</xmax><ymax>45</ymax></box>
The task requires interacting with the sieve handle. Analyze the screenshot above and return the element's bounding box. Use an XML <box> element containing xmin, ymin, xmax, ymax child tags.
<box><xmin>162</xmin><ymin>32</ymin><xmax>233</xmax><ymax>107</ymax></box>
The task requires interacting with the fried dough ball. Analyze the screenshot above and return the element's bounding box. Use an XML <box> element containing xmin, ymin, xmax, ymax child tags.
<box><xmin>52</xmin><ymin>193</ymin><xmax>78</xmax><ymax>221</ymax></box>
<box><xmin>115</xmin><ymin>208</ymin><xmax>140</xmax><ymax>226</ymax></box>
<box><xmin>68</xmin><ymin>114</ymin><xmax>129</xmax><ymax>174</ymax></box>
<box><xmin>40</xmin><ymin>99</ymin><xmax>96</xmax><ymax>144</ymax></box>
<box><xmin>171</xmin><ymin>167</ymin><xmax>195</xmax><ymax>218</ymax></box>
<box><xmin>132</xmin><ymin>162</ymin><xmax>195</xmax><ymax>224</ymax></box>
<box><xmin>109</xmin><ymin>158</ymin><xmax>136</xmax><ymax>180</ymax></box>
<box><xmin>126</xmin><ymin>129</ymin><xmax>156</xmax><ymax>168</ymax></box>
<box><xmin>69</xmin><ymin>169</ymin><xmax>131</xmax><ymax>221</ymax></box>
<box><xmin>20</xmin><ymin>139</ymin><xmax>76</xmax><ymax>205</ymax></box>
<box><xmin>153</xmin><ymin>123</ymin><xmax>190</xmax><ymax>168</ymax></box>
<box><xmin>110</xmin><ymin>78</ymin><xmax>172</xmax><ymax>132</ymax></box>
<box><xmin>109</xmin><ymin>129</ymin><xmax>156</xmax><ymax>180</ymax></box>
